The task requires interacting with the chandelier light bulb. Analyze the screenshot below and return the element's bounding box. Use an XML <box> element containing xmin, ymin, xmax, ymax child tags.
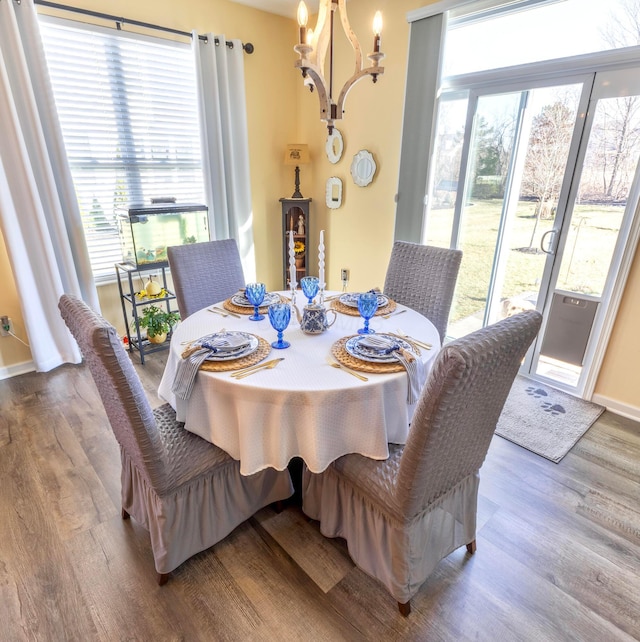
<box><xmin>373</xmin><ymin>11</ymin><xmax>383</xmax><ymax>35</ymax></box>
<box><xmin>297</xmin><ymin>1</ymin><xmax>308</xmax><ymax>26</ymax></box>
<box><xmin>297</xmin><ymin>0</ymin><xmax>309</xmax><ymax>46</ymax></box>
<box><xmin>373</xmin><ymin>11</ymin><xmax>383</xmax><ymax>53</ymax></box>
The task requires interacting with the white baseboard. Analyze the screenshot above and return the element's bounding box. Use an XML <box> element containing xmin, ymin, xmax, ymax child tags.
<box><xmin>0</xmin><ymin>360</ymin><xmax>35</xmax><ymax>381</ymax></box>
<box><xmin>591</xmin><ymin>393</ymin><xmax>640</xmax><ymax>422</ymax></box>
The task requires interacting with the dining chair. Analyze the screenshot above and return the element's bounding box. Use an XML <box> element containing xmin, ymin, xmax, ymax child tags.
<box><xmin>59</xmin><ymin>294</ymin><xmax>293</xmax><ymax>585</ymax></box>
<box><xmin>302</xmin><ymin>309</ymin><xmax>542</xmax><ymax>615</ymax></box>
<box><xmin>167</xmin><ymin>239</ymin><xmax>245</xmax><ymax>318</ymax></box>
<box><xmin>383</xmin><ymin>241</ymin><xmax>463</xmax><ymax>342</ymax></box>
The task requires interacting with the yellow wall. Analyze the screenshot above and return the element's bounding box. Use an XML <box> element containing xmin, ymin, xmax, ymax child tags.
<box><xmin>1</xmin><ymin>0</ymin><xmax>639</xmax><ymax>414</ymax></box>
<box><xmin>298</xmin><ymin>0</ymin><xmax>418</xmax><ymax>292</ymax></box>
<box><xmin>595</xmin><ymin>241</ymin><xmax>640</xmax><ymax>408</ymax></box>
<box><xmin>0</xmin><ymin>233</ymin><xmax>31</xmax><ymax>369</ymax></box>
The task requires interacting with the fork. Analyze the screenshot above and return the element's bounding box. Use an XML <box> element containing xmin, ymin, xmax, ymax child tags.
<box><xmin>208</xmin><ymin>307</ymin><xmax>228</xmax><ymax>318</ymax></box>
<box><xmin>231</xmin><ymin>358</ymin><xmax>284</xmax><ymax>378</ymax></box>
<box><xmin>326</xmin><ymin>357</ymin><xmax>368</xmax><ymax>381</ymax></box>
<box><xmin>209</xmin><ymin>306</ymin><xmax>242</xmax><ymax>319</ymax></box>
<box><xmin>381</xmin><ymin>309</ymin><xmax>407</xmax><ymax>320</ymax></box>
<box><xmin>395</xmin><ymin>329</ymin><xmax>432</xmax><ymax>350</ymax></box>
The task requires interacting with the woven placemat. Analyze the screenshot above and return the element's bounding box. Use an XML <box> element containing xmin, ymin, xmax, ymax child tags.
<box><xmin>223</xmin><ymin>294</ymin><xmax>287</xmax><ymax>315</ymax></box>
<box><xmin>200</xmin><ymin>336</ymin><xmax>271</xmax><ymax>372</ymax></box>
<box><xmin>331</xmin><ymin>336</ymin><xmax>406</xmax><ymax>373</ymax></box>
<box><xmin>330</xmin><ymin>298</ymin><xmax>397</xmax><ymax>317</ymax></box>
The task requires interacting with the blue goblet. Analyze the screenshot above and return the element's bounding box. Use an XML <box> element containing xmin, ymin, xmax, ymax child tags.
<box><xmin>245</xmin><ymin>282</ymin><xmax>266</xmax><ymax>321</ymax></box>
<box><xmin>300</xmin><ymin>276</ymin><xmax>320</xmax><ymax>305</ymax></box>
<box><xmin>268</xmin><ymin>303</ymin><xmax>291</xmax><ymax>349</ymax></box>
<box><xmin>357</xmin><ymin>292</ymin><xmax>379</xmax><ymax>334</ymax></box>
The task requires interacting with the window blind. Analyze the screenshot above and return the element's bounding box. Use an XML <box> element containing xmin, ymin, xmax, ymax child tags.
<box><xmin>39</xmin><ymin>18</ymin><xmax>205</xmax><ymax>281</ymax></box>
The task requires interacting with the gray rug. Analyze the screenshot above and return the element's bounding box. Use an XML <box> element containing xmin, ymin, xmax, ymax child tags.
<box><xmin>495</xmin><ymin>376</ymin><xmax>605</xmax><ymax>463</ymax></box>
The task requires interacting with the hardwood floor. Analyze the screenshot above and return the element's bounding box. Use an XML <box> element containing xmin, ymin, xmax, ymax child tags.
<box><xmin>1</xmin><ymin>354</ymin><xmax>639</xmax><ymax>641</ymax></box>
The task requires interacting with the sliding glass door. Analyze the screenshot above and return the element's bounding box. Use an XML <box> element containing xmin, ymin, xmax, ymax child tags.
<box><xmin>425</xmin><ymin>66</ymin><xmax>640</xmax><ymax>394</ymax></box>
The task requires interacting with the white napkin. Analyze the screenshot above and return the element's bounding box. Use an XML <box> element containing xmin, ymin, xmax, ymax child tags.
<box><xmin>172</xmin><ymin>333</ymin><xmax>250</xmax><ymax>400</ymax></box>
<box><xmin>358</xmin><ymin>335</ymin><xmax>425</xmax><ymax>404</ymax></box>
<box><xmin>394</xmin><ymin>350</ymin><xmax>425</xmax><ymax>405</ymax></box>
<box><xmin>171</xmin><ymin>346</ymin><xmax>214</xmax><ymax>400</ymax></box>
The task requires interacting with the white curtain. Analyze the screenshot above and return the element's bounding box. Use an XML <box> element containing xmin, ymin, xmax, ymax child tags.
<box><xmin>193</xmin><ymin>33</ymin><xmax>256</xmax><ymax>282</ymax></box>
<box><xmin>0</xmin><ymin>0</ymin><xmax>99</xmax><ymax>371</ymax></box>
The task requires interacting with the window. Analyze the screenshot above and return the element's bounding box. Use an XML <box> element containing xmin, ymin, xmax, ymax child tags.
<box><xmin>39</xmin><ymin>18</ymin><xmax>205</xmax><ymax>281</ymax></box>
<box><xmin>444</xmin><ymin>0</ymin><xmax>640</xmax><ymax>77</ymax></box>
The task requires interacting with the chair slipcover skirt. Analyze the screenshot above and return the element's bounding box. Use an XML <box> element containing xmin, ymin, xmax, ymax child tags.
<box><xmin>303</xmin><ymin>467</ymin><xmax>479</xmax><ymax>604</ymax></box>
<box><xmin>122</xmin><ymin>450</ymin><xmax>292</xmax><ymax>574</ymax></box>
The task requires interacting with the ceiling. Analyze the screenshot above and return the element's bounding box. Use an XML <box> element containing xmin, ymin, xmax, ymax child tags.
<box><xmin>228</xmin><ymin>0</ymin><xmax>319</xmax><ymax>19</ymax></box>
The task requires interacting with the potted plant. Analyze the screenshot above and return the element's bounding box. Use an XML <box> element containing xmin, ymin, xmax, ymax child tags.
<box><xmin>136</xmin><ymin>305</ymin><xmax>180</xmax><ymax>344</ymax></box>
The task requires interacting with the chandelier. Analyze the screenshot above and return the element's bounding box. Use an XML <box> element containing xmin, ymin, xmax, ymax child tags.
<box><xmin>294</xmin><ymin>0</ymin><xmax>384</xmax><ymax>133</ymax></box>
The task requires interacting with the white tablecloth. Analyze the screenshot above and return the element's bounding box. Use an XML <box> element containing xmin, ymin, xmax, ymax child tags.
<box><xmin>158</xmin><ymin>293</ymin><xmax>440</xmax><ymax>475</ymax></box>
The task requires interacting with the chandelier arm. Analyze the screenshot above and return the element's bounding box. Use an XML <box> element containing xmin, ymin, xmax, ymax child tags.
<box><xmin>312</xmin><ymin>1</ymin><xmax>332</xmax><ymax>71</ymax></box>
<box><xmin>294</xmin><ymin>60</ymin><xmax>332</xmax><ymax>121</ymax></box>
<box><xmin>293</xmin><ymin>0</ymin><xmax>384</xmax><ymax>132</ymax></box>
<box><xmin>337</xmin><ymin>0</ymin><xmax>363</xmax><ymax>74</ymax></box>
<box><xmin>335</xmin><ymin>66</ymin><xmax>385</xmax><ymax>121</ymax></box>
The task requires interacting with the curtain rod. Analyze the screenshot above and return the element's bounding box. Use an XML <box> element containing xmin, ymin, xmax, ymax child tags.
<box><xmin>33</xmin><ymin>0</ymin><xmax>255</xmax><ymax>53</ymax></box>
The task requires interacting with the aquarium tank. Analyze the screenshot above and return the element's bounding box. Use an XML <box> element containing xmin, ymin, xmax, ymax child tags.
<box><xmin>117</xmin><ymin>202</ymin><xmax>209</xmax><ymax>270</ymax></box>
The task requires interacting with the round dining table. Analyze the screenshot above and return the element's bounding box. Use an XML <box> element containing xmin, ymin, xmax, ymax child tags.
<box><xmin>158</xmin><ymin>292</ymin><xmax>441</xmax><ymax>476</ymax></box>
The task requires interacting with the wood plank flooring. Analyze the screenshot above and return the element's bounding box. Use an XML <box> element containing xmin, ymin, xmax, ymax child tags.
<box><xmin>1</xmin><ymin>353</ymin><xmax>639</xmax><ymax>641</ymax></box>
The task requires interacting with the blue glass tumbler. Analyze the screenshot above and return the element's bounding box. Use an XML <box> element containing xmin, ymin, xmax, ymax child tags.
<box><xmin>268</xmin><ymin>303</ymin><xmax>291</xmax><ymax>349</ymax></box>
<box><xmin>245</xmin><ymin>282</ymin><xmax>266</xmax><ymax>321</ymax></box>
<box><xmin>357</xmin><ymin>292</ymin><xmax>379</xmax><ymax>334</ymax></box>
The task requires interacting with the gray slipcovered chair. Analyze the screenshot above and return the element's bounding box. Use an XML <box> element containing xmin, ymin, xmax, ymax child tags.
<box><xmin>302</xmin><ymin>310</ymin><xmax>542</xmax><ymax>615</ymax></box>
<box><xmin>383</xmin><ymin>241</ymin><xmax>463</xmax><ymax>342</ymax></box>
<box><xmin>59</xmin><ymin>294</ymin><xmax>293</xmax><ymax>584</ymax></box>
<box><xmin>167</xmin><ymin>238</ymin><xmax>245</xmax><ymax>318</ymax></box>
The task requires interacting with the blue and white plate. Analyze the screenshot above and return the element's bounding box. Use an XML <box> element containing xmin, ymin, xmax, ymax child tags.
<box><xmin>231</xmin><ymin>291</ymin><xmax>281</xmax><ymax>308</ymax></box>
<box><xmin>339</xmin><ymin>292</ymin><xmax>389</xmax><ymax>309</ymax></box>
<box><xmin>196</xmin><ymin>331</ymin><xmax>259</xmax><ymax>361</ymax></box>
<box><xmin>344</xmin><ymin>334</ymin><xmax>412</xmax><ymax>364</ymax></box>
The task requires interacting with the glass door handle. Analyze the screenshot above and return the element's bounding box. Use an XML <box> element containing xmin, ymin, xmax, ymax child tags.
<box><xmin>540</xmin><ymin>230</ymin><xmax>557</xmax><ymax>255</ymax></box>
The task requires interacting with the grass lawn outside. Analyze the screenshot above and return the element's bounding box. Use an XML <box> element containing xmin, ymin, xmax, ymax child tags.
<box><xmin>425</xmin><ymin>199</ymin><xmax>623</xmax><ymax>324</ymax></box>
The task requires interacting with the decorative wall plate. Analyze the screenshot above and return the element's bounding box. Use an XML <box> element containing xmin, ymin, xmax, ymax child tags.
<box><xmin>325</xmin><ymin>128</ymin><xmax>344</xmax><ymax>164</ymax></box>
<box><xmin>350</xmin><ymin>150</ymin><xmax>376</xmax><ymax>187</ymax></box>
<box><xmin>326</xmin><ymin>177</ymin><xmax>343</xmax><ymax>209</ymax></box>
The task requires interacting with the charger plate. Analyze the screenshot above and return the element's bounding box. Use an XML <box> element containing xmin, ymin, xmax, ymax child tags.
<box><xmin>200</xmin><ymin>336</ymin><xmax>271</xmax><ymax>372</ymax></box>
<box><xmin>330</xmin><ymin>298</ymin><xmax>397</xmax><ymax>317</ymax></box>
<box><xmin>223</xmin><ymin>294</ymin><xmax>287</xmax><ymax>315</ymax></box>
<box><xmin>331</xmin><ymin>336</ymin><xmax>406</xmax><ymax>373</ymax></box>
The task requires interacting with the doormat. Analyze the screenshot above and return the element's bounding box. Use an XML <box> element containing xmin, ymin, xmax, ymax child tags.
<box><xmin>495</xmin><ymin>376</ymin><xmax>605</xmax><ymax>463</ymax></box>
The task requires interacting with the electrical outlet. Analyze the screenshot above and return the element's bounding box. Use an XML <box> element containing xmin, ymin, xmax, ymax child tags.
<box><xmin>0</xmin><ymin>316</ymin><xmax>12</xmax><ymax>337</ymax></box>
<box><xmin>340</xmin><ymin>269</ymin><xmax>349</xmax><ymax>293</ymax></box>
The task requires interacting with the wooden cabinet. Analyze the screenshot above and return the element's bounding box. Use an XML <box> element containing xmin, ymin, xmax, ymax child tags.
<box><xmin>280</xmin><ymin>197</ymin><xmax>311</xmax><ymax>289</ymax></box>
